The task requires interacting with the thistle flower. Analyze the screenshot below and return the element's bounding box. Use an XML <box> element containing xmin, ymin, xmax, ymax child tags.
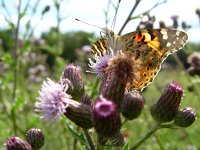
<box><xmin>63</xmin><ymin>64</ymin><xmax>85</xmax><ymax>101</ymax></box>
<box><xmin>196</xmin><ymin>8</ymin><xmax>200</xmax><ymax>16</ymax></box>
<box><xmin>121</xmin><ymin>91</ymin><xmax>144</xmax><ymax>120</ymax></box>
<box><xmin>187</xmin><ymin>52</ymin><xmax>200</xmax><ymax>67</ymax></box>
<box><xmin>170</xmin><ymin>15</ymin><xmax>179</xmax><ymax>29</ymax></box>
<box><xmin>181</xmin><ymin>21</ymin><xmax>191</xmax><ymax>30</ymax></box>
<box><xmin>159</xmin><ymin>21</ymin><xmax>166</xmax><ymax>28</ymax></box>
<box><xmin>150</xmin><ymin>81</ymin><xmax>183</xmax><ymax>123</ymax></box>
<box><xmin>5</xmin><ymin>136</ymin><xmax>32</xmax><ymax>150</ymax></box>
<box><xmin>187</xmin><ymin>52</ymin><xmax>200</xmax><ymax>76</ymax></box>
<box><xmin>35</xmin><ymin>78</ymin><xmax>72</xmax><ymax>123</ymax></box>
<box><xmin>93</xmin><ymin>96</ymin><xmax>121</xmax><ymax>138</ymax></box>
<box><xmin>100</xmin><ymin>51</ymin><xmax>138</xmax><ymax>110</ymax></box>
<box><xmin>88</xmin><ymin>47</ymin><xmax>114</xmax><ymax>78</ymax></box>
<box><xmin>174</xmin><ymin>107</ymin><xmax>196</xmax><ymax>127</ymax></box>
<box><xmin>26</xmin><ymin>128</ymin><xmax>45</xmax><ymax>150</ymax></box>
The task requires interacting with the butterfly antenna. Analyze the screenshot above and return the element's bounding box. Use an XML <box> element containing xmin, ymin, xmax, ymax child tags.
<box><xmin>75</xmin><ymin>18</ymin><xmax>103</xmax><ymax>30</ymax></box>
<box><xmin>111</xmin><ymin>0</ymin><xmax>121</xmax><ymax>30</ymax></box>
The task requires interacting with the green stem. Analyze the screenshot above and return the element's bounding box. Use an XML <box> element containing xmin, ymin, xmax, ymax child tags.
<box><xmin>129</xmin><ymin>122</ymin><xmax>160</xmax><ymax>150</ymax></box>
<box><xmin>12</xmin><ymin>0</ymin><xmax>22</xmax><ymax>135</ymax></box>
<box><xmin>118</xmin><ymin>0</ymin><xmax>141</xmax><ymax>35</ymax></box>
<box><xmin>153</xmin><ymin>134</ymin><xmax>165</xmax><ymax>150</ymax></box>
<box><xmin>83</xmin><ymin>129</ymin><xmax>95</xmax><ymax>150</ymax></box>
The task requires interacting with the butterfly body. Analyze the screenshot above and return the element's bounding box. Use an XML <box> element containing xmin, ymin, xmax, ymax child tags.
<box><xmin>91</xmin><ymin>28</ymin><xmax>188</xmax><ymax>91</ymax></box>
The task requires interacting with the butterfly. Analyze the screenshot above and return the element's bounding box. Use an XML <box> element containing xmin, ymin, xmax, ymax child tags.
<box><xmin>91</xmin><ymin>28</ymin><xmax>188</xmax><ymax>91</ymax></box>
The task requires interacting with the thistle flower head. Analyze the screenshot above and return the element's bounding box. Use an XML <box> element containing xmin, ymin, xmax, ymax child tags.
<box><xmin>88</xmin><ymin>48</ymin><xmax>114</xmax><ymax>78</ymax></box>
<box><xmin>121</xmin><ymin>91</ymin><xmax>144</xmax><ymax>120</ymax></box>
<box><xmin>35</xmin><ymin>78</ymin><xmax>72</xmax><ymax>123</ymax></box>
<box><xmin>170</xmin><ymin>15</ymin><xmax>179</xmax><ymax>21</ymax></box>
<box><xmin>187</xmin><ymin>52</ymin><xmax>200</xmax><ymax>67</ymax></box>
<box><xmin>63</xmin><ymin>64</ymin><xmax>85</xmax><ymax>101</ymax></box>
<box><xmin>5</xmin><ymin>136</ymin><xmax>32</xmax><ymax>150</ymax></box>
<box><xmin>196</xmin><ymin>8</ymin><xmax>200</xmax><ymax>16</ymax></box>
<box><xmin>93</xmin><ymin>96</ymin><xmax>121</xmax><ymax>138</ymax></box>
<box><xmin>26</xmin><ymin>128</ymin><xmax>45</xmax><ymax>149</ymax></box>
<box><xmin>150</xmin><ymin>81</ymin><xmax>183</xmax><ymax>123</ymax></box>
<box><xmin>106</xmin><ymin>51</ymin><xmax>138</xmax><ymax>84</ymax></box>
<box><xmin>174</xmin><ymin>107</ymin><xmax>196</xmax><ymax>127</ymax></box>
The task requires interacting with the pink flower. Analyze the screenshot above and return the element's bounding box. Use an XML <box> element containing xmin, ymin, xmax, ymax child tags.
<box><xmin>88</xmin><ymin>48</ymin><xmax>114</xmax><ymax>78</ymax></box>
<box><xmin>35</xmin><ymin>78</ymin><xmax>72</xmax><ymax>122</ymax></box>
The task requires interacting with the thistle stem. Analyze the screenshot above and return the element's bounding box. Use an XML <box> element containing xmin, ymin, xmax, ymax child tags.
<box><xmin>118</xmin><ymin>0</ymin><xmax>141</xmax><ymax>35</ymax></box>
<box><xmin>130</xmin><ymin>122</ymin><xmax>160</xmax><ymax>150</ymax></box>
<box><xmin>83</xmin><ymin>129</ymin><xmax>95</xmax><ymax>150</ymax></box>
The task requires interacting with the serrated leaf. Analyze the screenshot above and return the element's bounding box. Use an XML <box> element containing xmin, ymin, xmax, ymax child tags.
<box><xmin>67</xmin><ymin>124</ymin><xmax>90</xmax><ymax>149</ymax></box>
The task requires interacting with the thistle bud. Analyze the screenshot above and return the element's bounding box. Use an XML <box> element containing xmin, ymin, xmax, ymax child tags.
<box><xmin>187</xmin><ymin>66</ymin><xmax>200</xmax><ymax>76</ymax></box>
<box><xmin>121</xmin><ymin>91</ymin><xmax>144</xmax><ymax>120</ymax></box>
<box><xmin>159</xmin><ymin>21</ymin><xmax>166</xmax><ymax>28</ymax></box>
<box><xmin>110</xmin><ymin>132</ymin><xmax>124</xmax><ymax>146</ymax></box>
<box><xmin>174</xmin><ymin>107</ymin><xmax>196</xmax><ymax>127</ymax></box>
<box><xmin>150</xmin><ymin>81</ymin><xmax>183</xmax><ymax>123</ymax></box>
<box><xmin>187</xmin><ymin>52</ymin><xmax>200</xmax><ymax>67</ymax></box>
<box><xmin>81</xmin><ymin>94</ymin><xmax>92</xmax><ymax>107</ymax></box>
<box><xmin>170</xmin><ymin>15</ymin><xmax>179</xmax><ymax>29</ymax></box>
<box><xmin>97</xmin><ymin>136</ymin><xmax>108</xmax><ymax>145</ymax></box>
<box><xmin>64</xmin><ymin>99</ymin><xmax>93</xmax><ymax>129</ymax></box>
<box><xmin>5</xmin><ymin>136</ymin><xmax>32</xmax><ymax>150</ymax></box>
<box><xmin>93</xmin><ymin>96</ymin><xmax>121</xmax><ymax>138</ymax></box>
<box><xmin>63</xmin><ymin>64</ymin><xmax>84</xmax><ymax>101</ymax></box>
<box><xmin>26</xmin><ymin>128</ymin><xmax>45</xmax><ymax>150</ymax></box>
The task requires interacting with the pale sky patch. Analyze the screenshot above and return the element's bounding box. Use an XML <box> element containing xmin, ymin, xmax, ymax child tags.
<box><xmin>0</xmin><ymin>0</ymin><xmax>199</xmax><ymax>42</ymax></box>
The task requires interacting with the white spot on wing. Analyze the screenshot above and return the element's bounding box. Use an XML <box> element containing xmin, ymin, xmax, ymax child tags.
<box><xmin>161</xmin><ymin>29</ymin><xmax>168</xmax><ymax>40</ymax></box>
<box><xmin>166</xmin><ymin>42</ymin><xmax>171</xmax><ymax>47</ymax></box>
<box><xmin>176</xmin><ymin>31</ymin><xmax>180</xmax><ymax>36</ymax></box>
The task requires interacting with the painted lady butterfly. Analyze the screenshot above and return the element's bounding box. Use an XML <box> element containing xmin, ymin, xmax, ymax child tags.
<box><xmin>91</xmin><ymin>28</ymin><xmax>188</xmax><ymax>91</ymax></box>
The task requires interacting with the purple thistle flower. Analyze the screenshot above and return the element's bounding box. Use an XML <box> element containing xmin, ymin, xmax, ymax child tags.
<box><xmin>88</xmin><ymin>48</ymin><xmax>114</xmax><ymax>78</ymax></box>
<box><xmin>170</xmin><ymin>15</ymin><xmax>179</xmax><ymax>21</ymax></box>
<box><xmin>35</xmin><ymin>78</ymin><xmax>72</xmax><ymax>123</ymax></box>
<box><xmin>93</xmin><ymin>96</ymin><xmax>121</xmax><ymax>138</ymax></box>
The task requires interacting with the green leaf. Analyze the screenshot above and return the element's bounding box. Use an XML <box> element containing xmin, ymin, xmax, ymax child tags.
<box><xmin>11</xmin><ymin>97</ymin><xmax>24</xmax><ymax>113</ymax></box>
<box><xmin>129</xmin><ymin>15</ymin><xmax>142</xmax><ymax>20</ymax></box>
<box><xmin>19</xmin><ymin>12</ymin><xmax>26</xmax><ymax>19</ymax></box>
<box><xmin>20</xmin><ymin>40</ymin><xmax>31</xmax><ymax>54</ymax></box>
<box><xmin>2</xmin><ymin>53</ymin><xmax>13</xmax><ymax>65</ymax></box>
<box><xmin>67</xmin><ymin>124</ymin><xmax>90</xmax><ymax>149</ymax></box>
<box><xmin>122</xmin><ymin>142</ymin><xmax>129</xmax><ymax>150</ymax></box>
<box><xmin>41</xmin><ymin>45</ymin><xmax>62</xmax><ymax>56</ymax></box>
